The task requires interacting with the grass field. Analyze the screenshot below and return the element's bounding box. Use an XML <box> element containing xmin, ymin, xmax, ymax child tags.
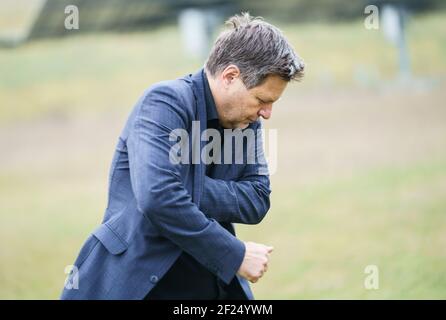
<box><xmin>0</xmin><ymin>10</ymin><xmax>445</xmax><ymax>299</ymax></box>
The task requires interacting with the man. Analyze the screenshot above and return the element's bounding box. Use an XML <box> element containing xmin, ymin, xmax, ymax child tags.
<box><xmin>61</xmin><ymin>12</ymin><xmax>304</xmax><ymax>300</ymax></box>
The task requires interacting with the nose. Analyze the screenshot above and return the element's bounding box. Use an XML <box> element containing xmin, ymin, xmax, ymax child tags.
<box><xmin>258</xmin><ymin>104</ymin><xmax>272</xmax><ymax>120</ymax></box>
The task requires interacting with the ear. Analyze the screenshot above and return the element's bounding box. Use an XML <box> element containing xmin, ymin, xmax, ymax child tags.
<box><xmin>220</xmin><ymin>65</ymin><xmax>241</xmax><ymax>87</ymax></box>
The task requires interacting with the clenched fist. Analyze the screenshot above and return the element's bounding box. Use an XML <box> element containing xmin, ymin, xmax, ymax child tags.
<box><xmin>237</xmin><ymin>241</ymin><xmax>274</xmax><ymax>283</ymax></box>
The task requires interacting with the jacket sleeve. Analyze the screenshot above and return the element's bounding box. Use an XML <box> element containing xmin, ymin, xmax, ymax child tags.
<box><xmin>199</xmin><ymin>121</ymin><xmax>271</xmax><ymax>224</ymax></box>
<box><xmin>126</xmin><ymin>84</ymin><xmax>245</xmax><ymax>285</ymax></box>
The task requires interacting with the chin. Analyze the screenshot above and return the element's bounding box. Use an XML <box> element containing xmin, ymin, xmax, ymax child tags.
<box><xmin>238</xmin><ymin>123</ymin><xmax>250</xmax><ymax>130</ymax></box>
<box><xmin>222</xmin><ymin>120</ymin><xmax>250</xmax><ymax>130</ymax></box>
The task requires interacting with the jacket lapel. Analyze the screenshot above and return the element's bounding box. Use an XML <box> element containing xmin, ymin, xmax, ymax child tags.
<box><xmin>190</xmin><ymin>69</ymin><xmax>207</xmax><ymax>206</ymax></box>
<box><xmin>190</xmin><ymin>70</ymin><xmax>254</xmax><ymax>300</ymax></box>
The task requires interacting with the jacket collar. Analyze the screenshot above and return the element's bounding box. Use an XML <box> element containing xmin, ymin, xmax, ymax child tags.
<box><xmin>202</xmin><ymin>70</ymin><xmax>219</xmax><ymax>121</ymax></box>
<box><xmin>190</xmin><ymin>68</ymin><xmax>207</xmax><ymax>122</ymax></box>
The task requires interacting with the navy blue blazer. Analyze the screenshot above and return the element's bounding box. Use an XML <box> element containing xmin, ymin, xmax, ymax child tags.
<box><xmin>60</xmin><ymin>69</ymin><xmax>271</xmax><ymax>300</ymax></box>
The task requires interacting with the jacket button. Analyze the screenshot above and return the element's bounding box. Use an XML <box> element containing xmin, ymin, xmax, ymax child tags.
<box><xmin>150</xmin><ymin>275</ymin><xmax>159</xmax><ymax>284</ymax></box>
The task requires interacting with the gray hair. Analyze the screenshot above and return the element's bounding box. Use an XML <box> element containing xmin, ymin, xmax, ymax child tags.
<box><xmin>205</xmin><ymin>12</ymin><xmax>305</xmax><ymax>89</ymax></box>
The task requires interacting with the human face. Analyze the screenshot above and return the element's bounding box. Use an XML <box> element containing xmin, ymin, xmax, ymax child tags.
<box><xmin>216</xmin><ymin>71</ymin><xmax>288</xmax><ymax>129</ymax></box>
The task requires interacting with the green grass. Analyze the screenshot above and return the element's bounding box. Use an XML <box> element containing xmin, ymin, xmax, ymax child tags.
<box><xmin>0</xmin><ymin>167</ymin><xmax>105</xmax><ymax>299</ymax></box>
<box><xmin>1</xmin><ymin>156</ymin><xmax>445</xmax><ymax>299</ymax></box>
<box><xmin>239</xmin><ymin>159</ymin><xmax>446</xmax><ymax>299</ymax></box>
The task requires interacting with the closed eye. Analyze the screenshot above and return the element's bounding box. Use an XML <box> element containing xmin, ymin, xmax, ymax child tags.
<box><xmin>257</xmin><ymin>96</ymin><xmax>276</xmax><ymax>104</ymax></box>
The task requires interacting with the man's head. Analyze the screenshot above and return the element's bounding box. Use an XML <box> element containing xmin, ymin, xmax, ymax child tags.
<box><xmin>205</xmin><ymin>12</ymin><xmax>305</xmax><ymax>129</ymax></box>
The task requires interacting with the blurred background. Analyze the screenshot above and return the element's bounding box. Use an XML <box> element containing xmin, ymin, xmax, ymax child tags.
<box><xmin>1</xmin><ymin>0</ymin><xmax>445</xmax><ymax>299</ymax></box>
